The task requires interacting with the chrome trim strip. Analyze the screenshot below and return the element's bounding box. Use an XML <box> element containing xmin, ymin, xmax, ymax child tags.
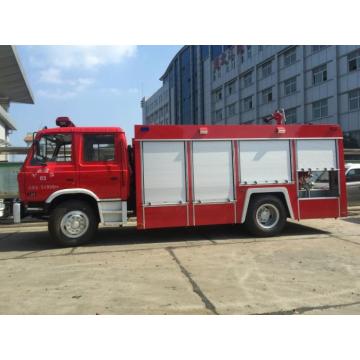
<box><xmin>142</xmin><ymin>205</ymin><xmax>145</xmax><ymax>229</ymax></box>
<box><xmin>45</xmin><ymin>188</ymin><xmax>100</xmax><ymax>203</ymax></box>
<box><xmin>298</xmin><ymin>197</ymin><xmax>339</xmax><ymax>200</ymax></box>
<box><xmin>193</xmin><ymin>201</ymin><xmax>236</xmax><ymax>205</ymax></box>
<box><xmin>135</xmin><ymin>137</ymin><xmax>343</xmax><ymax>142</ymax></box>
<box><xmin>143</xmin><ymin>203</ymin><xmax>188</xmax><ymax>208</ymax></box>
<box><xmin>234</xmin><ymin>202</ymin><xmax>237</xmax><ymax>224</ymax></box>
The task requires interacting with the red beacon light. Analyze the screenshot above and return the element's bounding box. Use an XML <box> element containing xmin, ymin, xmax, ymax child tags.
<box><xmin>56</xmin><ymin>117</ymin><xmax>75</xmax><ymax>127</ymax></box>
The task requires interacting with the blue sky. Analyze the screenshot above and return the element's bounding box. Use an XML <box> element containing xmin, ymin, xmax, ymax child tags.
<box><xmin>9</xmin><ymin>45</ymin><xmax>182</xmax><ymax>146</ymax></box>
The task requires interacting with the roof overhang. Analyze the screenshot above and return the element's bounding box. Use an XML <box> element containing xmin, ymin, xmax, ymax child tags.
<box><xmin>0</xmin><ymin>46</ymin><xmax>34</xmax><ymax>104</ymax></box>
<box><xmin>0</xmin><ymin>104</ymin><xmax>16</xmax><ymax>130</ymax></box>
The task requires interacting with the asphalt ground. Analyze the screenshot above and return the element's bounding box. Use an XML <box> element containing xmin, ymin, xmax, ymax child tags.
<box><xmin>0</xmin><ymin>209</ymin><xmax>360</xmax><ymax>314</ymax></box>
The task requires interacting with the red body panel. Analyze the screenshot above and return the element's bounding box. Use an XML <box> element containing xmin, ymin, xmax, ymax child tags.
<box><xmin>193</xmin><ymin>203</ymin><xmax>236</xmax><ymax>226</ymax></box>
<box><xmin>143</xmin><ymin>205</ymin><xmax>188</xmax><ymax>229</ymax></box>
<box><xmin>135</xmin><ymin>124</ymin><xmax>342</xmax><ymax>141</ymax></box>
<box><xmin>299</xmin><ymin>198</ymin><xmax>340</xmax><ymax>219</ymax></box>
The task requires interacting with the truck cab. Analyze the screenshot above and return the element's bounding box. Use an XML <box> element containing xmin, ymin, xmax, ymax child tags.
<box><xmin>18</xmin><ymin>118</ymin><xmax>131</xmax><ymax>246</ymax></box>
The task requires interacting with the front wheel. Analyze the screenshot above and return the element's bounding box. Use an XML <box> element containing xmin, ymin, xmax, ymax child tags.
<box><xmin>49</xmin><ymin>200</ymin><xmax>98</xmax><ymax>246</ymax></box>
<box><xmin>244</xmin><ymin>195</ymin><xmax>287</xmax><ymax>237</ymax></box>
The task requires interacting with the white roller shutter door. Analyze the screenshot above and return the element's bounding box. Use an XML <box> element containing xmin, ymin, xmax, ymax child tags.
<box><xmin>192</xmin><ymin>141</ymin><xmax>234</xmax><ymax>202</ymax></box>
<box><xmin>142</xmin><ymin>141</ymin><xmax>186</xmax><ymax>204</ymax></box>
<box><xmin>239</xmin><ymin>140</ymin><xmax>292</xmax><ymax>184</ymax></box>
<box><xmin>296</xmin><ymin>139</ymin><xmax>337</xmax><ymax>170</ymax></box>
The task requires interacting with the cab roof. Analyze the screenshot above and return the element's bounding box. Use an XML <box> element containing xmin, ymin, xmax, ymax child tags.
<box><xmin>38</xmin><ymin>126</ymin><xmax>125</xmax><ymax>135</ymax></box>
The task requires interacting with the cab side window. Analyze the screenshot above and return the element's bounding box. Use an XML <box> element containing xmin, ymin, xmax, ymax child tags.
<box><xmin>346</xmin><ymin>169</ymin><xmax>360</xmax><ymax>182</ymax></box>
<box><xmin>83</xmin><ymin>134</ymin><xmax>115</xmax><ymax>162</ymax></box>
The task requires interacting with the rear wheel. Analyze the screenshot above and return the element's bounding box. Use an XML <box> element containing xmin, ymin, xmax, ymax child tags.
<box><xmin>49</xmin><ymin>200</ymin><xmax>98</xmax><ymax>246</ymax></box>
<box><xmin>244</xmin><ymin>195</ymin><xmax>287</xmax><ymax>237</ymax></box>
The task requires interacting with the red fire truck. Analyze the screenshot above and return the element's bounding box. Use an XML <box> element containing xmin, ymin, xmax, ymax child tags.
<box><xmin>17</xmin><ymin>115</ymin><xmax>347</xmax><ymax>246</ymax></box>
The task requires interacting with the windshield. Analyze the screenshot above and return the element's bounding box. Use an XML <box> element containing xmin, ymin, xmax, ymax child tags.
<box><xmin>33</xmin><ymin>133</ymin><xmax>72</xmax><ymax>163</ymax></box>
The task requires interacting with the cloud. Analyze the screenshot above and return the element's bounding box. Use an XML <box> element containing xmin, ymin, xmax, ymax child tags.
<box><xmin>33</xmin><ymin>46</ymin><xmax>137</xmax><ymax>100</ymax></box>
<box><xmin>128</xmin><ymin>87</ymin><xmax>139</xmax><ymax>94</ymax></box>
<box><xmin>37</xmin><ymin>89</ymin><xmax>77</xmax><ymax>100</ymax></box>
<box><xmin>72</xmin><ymin>78</ymin><xmax>94</xmax><ymax>92</ymax></box>
<box><xmin>98</xmin><ymin>87</ymin><xmax>140</xmax><ymax>96</ymax></box>
<box><xmin>100</xmin><ymin>87</ymin><xmax>123</xmax><ymax>95</ymax></box>
<box><xmin>34</xmin><ymin>46</ymin><xmax>137</xmax><ymax>70</ymax></box>
<box><xmin>39</xmin><ymin>68</ymin><xmax>63</xmax><ymax>84</ymax></box>
<box><xmin>37</xmin><ymin>77</ymin><xmax>94</xmax><ymax>100</ymax></box>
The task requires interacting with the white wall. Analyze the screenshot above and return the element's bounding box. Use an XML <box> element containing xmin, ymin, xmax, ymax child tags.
<box><xmin>0</xmin><ymin>120</ymin><xmax>7</xmax><ymax>162</ymax></box>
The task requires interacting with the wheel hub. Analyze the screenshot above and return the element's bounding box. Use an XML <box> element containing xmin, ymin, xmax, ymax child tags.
<box><xmin>259</xmin><ymin>208</ymin><xmax>271</xmax><ymax>222</ymax></box>
<box><xmin>60</xmin><ymin>211</ymin><xmax>89</xmax><ymax>238</ymax></box>
<box><xmin>256</xmin><ymin>203</ymin><xmax>280</xmax><ymax>229</ymax></box>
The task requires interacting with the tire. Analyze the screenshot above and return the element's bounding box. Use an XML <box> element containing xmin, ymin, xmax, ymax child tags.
<box><xmin>244</xmin><ymin>195</ymin><xmax>287</xmax><ymax>237</ymax></box>
<box><xmin>48</xmin><ymin>200</ymin><xmax>98</xmax><ymax>247</ymax></box>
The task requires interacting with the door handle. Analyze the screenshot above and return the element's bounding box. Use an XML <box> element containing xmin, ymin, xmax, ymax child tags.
<box><xmin>66</xmin><ymin>178</ymin><xmax>74</xmax><ymax>182</ymax></box>
<box><xmin>110</xmin><ymin>176</ymin><xmax>118</xmax><ymax>181</ymax></box>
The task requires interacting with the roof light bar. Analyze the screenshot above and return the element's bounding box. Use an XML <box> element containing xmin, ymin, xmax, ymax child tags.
<box><xmin>56</xmin><ymin>117</ymin><xmax>75</xmax><ymax>127</ymax></box>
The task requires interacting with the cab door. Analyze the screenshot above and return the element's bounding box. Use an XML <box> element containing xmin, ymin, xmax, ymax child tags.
<box><xmin>78</xmin><ymin>133</ymin><xmax>123</xmax><ymax>199</ymax></box>
<box><xmin>23</xmin><ymin>132</ymin><xmax>78</xmax><ymax>202</ymax></box>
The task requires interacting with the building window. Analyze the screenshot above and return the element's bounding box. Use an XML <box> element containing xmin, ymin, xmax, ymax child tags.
<box><xmin>243</xmin><ymin>96</ymin><xmax>253</xmax><ymax>111</ymax></box>
<box><xmin>214</xmin><ymin>109</ymin><xmax>223</xmax><ymax>122</ymax></box>
<box><xmin>226</xmin><ymin>80</ymin><xmax>236</xmax><ymax>96</ymax></box>
<box><xmin>284</xmin><ymin>76</ymin><xmax>297</xmax><ymax>96</ymax></box>
<box><xmin>262</xmin><ymin>87</ymin><xmax>273</xmax><ymax>104</ymax></box>
<box><xmin>226</xmin><ymin>60</ymin><xmax>230</xmax><ymax>72</ymax></box>
<box><xmin>285</xmin><ymin>108</ymin><xmax>297</xmax><ymax>123</ymax></box>
<box><xmin>83</xmin><ymin>134</ymin><xmax>115</xmax><ymax>162</ymax></box>
<box><xmin>284</xmin><ymin>47</ymin><xmax>296</xmax><ymax>67</ymax></box>
<box><xmin>348</xmin><ymin>49</ymin><xmax>360</xmax><ymax>72</ymax></box>
<box><xmin>313</xmin><ymin>64</ymin><xmax>328</xmax><ymax>85</ymax></box>
<box><xmin>247</xmin><ymin>45</ymin><xmax>252</xmax><ymax>59</ymax></box>
<box><xmin>261</xmin><ymin>60</ymin><xmax>272</xmax><ymax>78</ymax></box>
<box><xmin>213</xmin><ymin>88</ymin><xmax>222</xmax><ymax>103</ymax></box>
<box><xmin>349</xmin><ymin>89</ymin><xmax>360</xmax><ymax>111</ymax></box>
<box><xmin>243</xmin><ymin>71</ymin><xmax>253</xmax><ymax>87</ymax></box>
<box><xmin>226</xmin><ymin>103</ymin><xmax>237</xmax><ymax>117</ymax></box>
<box><xmin>258</xmin><ymin>45</ymin><xmax>263</xmax><ymax>53</ymax></box>
<box><xmin>312</xmin><ymin>99</ymin><xmax>328</xmax><ymax>120</ymax></box>
<box><xmin>312</xmin><ymin>45</ymin><xmax>326</xmax><ymax>53</ymax></box>
<box><xmin>213</xmin><ymin>67</ymin><xmax>221</xmax><ymax>81</ymax></box>
<box><xmin>230</xmin><ymin>55</ymin><xmax>235</xmax><ymax>70</ymax></box>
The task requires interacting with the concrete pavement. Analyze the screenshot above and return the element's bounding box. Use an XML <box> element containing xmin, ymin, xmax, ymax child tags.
<box><xmin>0</xmin><ymin>211</ymin><xmax>360</xmax><ymax>314</ymax></box>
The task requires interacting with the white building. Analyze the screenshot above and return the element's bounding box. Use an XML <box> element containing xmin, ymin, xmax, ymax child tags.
<box><xmin>0</xmin><ymin>46</ymin><xmax>33</xmax><ymax>160</ymax></box>
<box><xmin>143</xmin><ymin>45</ymin><xmax>360</xmax><ymax>148</ymax></box>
